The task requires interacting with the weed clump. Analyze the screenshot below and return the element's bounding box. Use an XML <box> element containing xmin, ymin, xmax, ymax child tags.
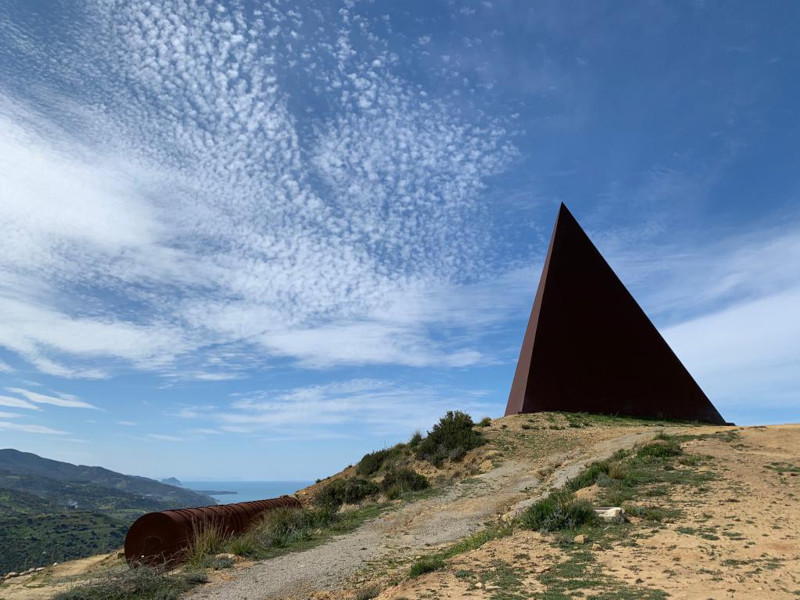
<box><xmin>314</xmin><ymin>477</ymin><xmax>379</xmax><ymax>509</ymax></box>
<box><xmin>520</xmin><ymin>490</ymin><xmax>598</xmax><ymax>532</ymax></box>
<box><xmin>248</xmin><ymin>506</ymin><xmax>337</xmax><ymax>549</ymax></box>
<box><xmin>409</xmin><ymin>555</ymin><xmax>446</xmax><ymax>578</ymax></box>
<box><xmin>415</xmin><ymin>411</ymin><xmax>485</xmax><ymax>466</ymax></box>
<box><xmin>477</xmin><ymin>417</ymin><xmax>492</xmax><ymax>427</ymax></box>
<box><xmin>380</xmin><ymin>467</ymin><xmax>429</xmax><ymax>499</ymax></box>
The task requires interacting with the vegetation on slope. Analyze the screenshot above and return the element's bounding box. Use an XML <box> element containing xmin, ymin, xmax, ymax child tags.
<box><xmin>0</xmin><ymin>512</ymin><xmax>127</xmax><ymax>574</ymax></box>
<box><xmin>0</xmin><ymin>450</ymin><xmax>217</xmax><ymax>574</ymax></box>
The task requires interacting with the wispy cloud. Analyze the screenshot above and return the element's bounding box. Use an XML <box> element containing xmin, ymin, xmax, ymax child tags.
<box><xmin>147</xmin><ymin>433</ymin><xmax>185</xmax><ymax>442</ymax></box>
<box><xmin>0</xmin><ymin>395</ymin><xmax>41</xmax><ymax>411</ymax></box>
<box><xmin>117</xmin><ymin>421</ymin><xmax>138</xmax><ymax>427</ymax></box>
<box><xmin>7</xmin><ymin>387</ymin><xmax>97</xmax><ymax>409</ymax></box>
<box><xmin>0</xmin><ymin>421</ymin><xmax>68</xmax><ymax>435</ymax></box>
<box><xmin>180</xmin><ymin>379</ymin><xmax>496</xmax><ymax>439</ymax></box>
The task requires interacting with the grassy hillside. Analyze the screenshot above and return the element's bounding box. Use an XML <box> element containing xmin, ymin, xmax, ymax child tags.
<box><xmin>0</xmin><ymin>512</ymin><xmax>127</xmax><ymax>574</ymax></box>
<box><xmin>0</xmin><ymin>449</ymin><xmax>219</xmax><ymax>575</ymax></box>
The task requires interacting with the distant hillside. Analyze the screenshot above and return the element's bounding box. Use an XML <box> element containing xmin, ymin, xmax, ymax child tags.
<box><xmin>0</xmin><ymin>449</ymin><xmax>215</xmax><ymax>574</ymax></box>
<box><xmin>160</xmin><ymin>477</ymin><xmax>183</xmax><ymax>487</ymax></box>
<box><xmin>0</xmin><ymin>449</ymin><xmax>210</xmax><ymax>507</ymax></box>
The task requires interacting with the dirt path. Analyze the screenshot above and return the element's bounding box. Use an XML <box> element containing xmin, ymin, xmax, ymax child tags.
<box><xmin>190</xmin><ymin>429</ymin><xmax>656</xmax><ymax>600</ymax></box>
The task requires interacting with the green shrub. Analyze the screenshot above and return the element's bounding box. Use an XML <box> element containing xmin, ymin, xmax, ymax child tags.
<box><xmin>566</xmin><ymin>460</ymin><xmax>610</xmax><ymax>492</ymax></box>
<box><xmin>356</xmin><ymin>445</ymin><xmax>406</xmax><ymax>476</ymax></box>
<box><xmin>520</xmin><ymin>490</ymin><xmax>598</xmax><ymax>532</ymax></box>
<box><xmin>477</xmin><ymin>417</ymin><xmax>492</xmax><ymax>428</ymax></box>
<box><xmin>408</xmin><ymin>431</ymin><xmax>423</xmax><ymax>447</ymax></box>
<box><xmin>415</xmin><ymin>411</ymin><xmax>485</xmax><ymax>466</ymax></box>
<box><xmin>637</xmin><ymin>439</ymin><xmax>682</xmax><ymax>459</ymax></box>
<box><xmin>380</xmin><ymin>468</ymin><xmax>429</xmax><ymax>499</ymax></box>
<box><xmin>314</xmin><ymin>477</ymin><xmax>379</xmax><ymax>509</ymax></box>
<box><xmin>409</xmin><ymin>555</ymin><xmax>445</xmax><ymax>578</ymax></box>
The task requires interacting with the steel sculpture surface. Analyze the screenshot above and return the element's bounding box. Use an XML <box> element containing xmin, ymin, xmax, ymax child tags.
<box><xmin>124</xmin><ymin>495</ymin><xmax>302</xmax><ymax>566</ymax></box>
<box><xmin>505</xmin><ymin>203</ymin><xmax>726</xmax><ymax>424</ymax></box>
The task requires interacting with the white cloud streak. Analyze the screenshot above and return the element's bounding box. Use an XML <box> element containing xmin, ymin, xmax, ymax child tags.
<box><xmin>6</xmin><ymin>387</ymin><xmax>97</xmax><ymax>409</ymax></box>
<box><xmin>0</xmin><ymin>421</ymin><xmax>68</xmax><ymax>435</ymax></box>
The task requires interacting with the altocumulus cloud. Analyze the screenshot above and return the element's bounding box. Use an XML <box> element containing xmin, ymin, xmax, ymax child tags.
<box><xmin>0</xmin><ymin>1</ymin><xmax>516</xmax><ymax>380</ymax></box>
<box><xmin>0</xmin><ymin>0</ymin><xmax>518</xmax><ymax>380</ymax></box>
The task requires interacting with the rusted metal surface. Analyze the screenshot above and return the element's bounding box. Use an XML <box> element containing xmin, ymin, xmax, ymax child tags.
<box><xmin>124</xmin><ymin>495</ymin><xmax>302</xmax><ymax>566</ymax></box>
<box><xmin>506</xmin><ymin>203</ymin><xmax>726</xmax><ymax>425</ymax></box>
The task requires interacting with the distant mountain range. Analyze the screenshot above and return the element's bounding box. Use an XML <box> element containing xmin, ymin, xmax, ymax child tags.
<box><xmin>0</xmin><ymin>449</ymin><xmax>215</xmax><ymax>574</ymax></box>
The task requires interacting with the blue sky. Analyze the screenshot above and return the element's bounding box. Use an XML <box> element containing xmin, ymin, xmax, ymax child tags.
<box><xmin>0</xmin><ymin>0</ymin><xmax>798</xmax><ymax>481</ymax></box>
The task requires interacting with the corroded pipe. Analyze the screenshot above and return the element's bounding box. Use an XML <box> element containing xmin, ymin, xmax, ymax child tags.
<box><xmin>124</xmin><ymin>495</ymin><xmax>303</xmax><ymax>566</ymax></box>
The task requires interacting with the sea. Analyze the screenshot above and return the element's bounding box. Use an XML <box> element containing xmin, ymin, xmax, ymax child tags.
<box><xmin>182</xmin><ymin>481</ymin><xmax>313</xmax><ymax>505</ymax></box>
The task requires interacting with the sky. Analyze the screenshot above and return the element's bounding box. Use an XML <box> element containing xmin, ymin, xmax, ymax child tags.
<box><xmin>0</xmin><ymin>0</ymin><xmax>798</xmax><ymax>481</ymax></box>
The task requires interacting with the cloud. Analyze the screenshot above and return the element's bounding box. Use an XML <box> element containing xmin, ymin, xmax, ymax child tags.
<box><xmin>6</xmin><ymin>387</ymin><xmax>97</xmax><ymax>409</ymax></box>
<box><xmin>0</xmin><ymin>0</ymin><xmax>517</xmax><ymax>379</ymax></box>
<box><xmin>147</xmin><ymin>434</ymin><xmax>185</xmax><ymax>442</ymax></box>
<box><xmin>194</xmin><ymin>379</ymin><xmax>496</xmax><ymax>438</ymax></box>
<box><xmin>0</xmin><ymin>411</ymin><xmax>22</xmax><ymax>419</ymax></box>
<box><xmin>117</xmin><ymin>421</ymin><xmax>138</xmax><ymax>426</ymax></box>
<box><xmin>0</xmin><ymin>421</ymin><xmax>68</xmax><ymax>435</ymax></box>
<box><xmin>0</xmin><ymin>395</ymin><xmax>41</xmax><ymax>411</ymax></box>
<box><xmin>0</xmin><ymin>360</ymin><xmax>13</xmax><ymax>373</ymax></box>
<box><xmin>663</xmin><ymin>285</ymin><xmax>800</xmax><ymax>408</ymax></box>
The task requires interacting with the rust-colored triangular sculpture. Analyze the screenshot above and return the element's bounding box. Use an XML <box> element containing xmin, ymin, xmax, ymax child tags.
<box><xmin>505</xmin><ymin>204</ymin><xmax>725</xmax><ymax>424</ymax></box>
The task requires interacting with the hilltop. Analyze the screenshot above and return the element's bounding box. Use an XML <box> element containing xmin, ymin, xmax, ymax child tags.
<box><xmin>0</xmin><ymin>451</ymin><xmax>211</xmax><ymax>508</ymax></box>
<box><xmin>2</xmin><ymin>413</ymin><xmax>798</xmax><ymax>599</ymax></box>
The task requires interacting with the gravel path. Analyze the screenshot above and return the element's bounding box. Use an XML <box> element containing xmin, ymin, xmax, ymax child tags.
<box><xmin>190</xmin><ymin>430</ymin><xmax>655</xmax><ymax>600</ymax></box>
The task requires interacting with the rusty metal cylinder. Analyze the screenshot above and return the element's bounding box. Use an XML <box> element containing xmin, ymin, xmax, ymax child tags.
<box><xmin>124</xmin><ymin>495</ymin><xmax>302</xmax><ymax>566</ymax></box>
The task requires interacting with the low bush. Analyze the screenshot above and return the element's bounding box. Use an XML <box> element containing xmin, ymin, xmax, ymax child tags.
<box><xmin>520</xmin><ymin>490</ymin><xmax>598</xmax><ymax>532</ymax></box>
<box><xmin>408</xmin><ymin>431</ymin><xmax>423</xmax><ymax>448</ymax></box>
<box><xmin>477</xmin><ymin>417</ymin><xmax>492</xmax><ymax>427</ymax></box>
<box><xmin>380</xmin><ymin>468</ymin><xmax>429</xmax><ymax>499</ymax></box>
<box><xmin>408</xmin><ymin>555</ymin><xmax>445</xmax><ymax>578</ymax></box>
<box><xmin>415</xmin><ymin>411</ymin><xmax>485</xmax><ymax>466</ymax></box>
<box><xmin>637</xmin><ymin>438</ymin><xmax>682</xmax><ymax>459</ymax></box>
<box><xmin>314</xmin><ymin>477</ymin><xmax>379</xmax><ymax>509</ymax></box>
<box><xmin>356</xmin><ymin>445</ymin><xmax>407</xmax><ymax>476</ymax></box>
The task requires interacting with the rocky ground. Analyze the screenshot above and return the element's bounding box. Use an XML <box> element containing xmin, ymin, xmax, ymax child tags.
<box><xmin>1</xmin><ymin>415</ymin><xmax>797</xmax><ymax>600</ymax></box>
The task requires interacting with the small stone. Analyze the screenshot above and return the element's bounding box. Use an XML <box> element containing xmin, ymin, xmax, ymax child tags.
<box><xmin>591</xmin><ymin>543</ymin><xmax>602</xmax><ymax>550</ymax></box>
<box><xmin>214</xmin><ymin>553</ymin><xmax>237</xmax><ymax>561</ymax></box>
<box><xmin>52</xmin><ymin>563</ymin><xmax>58</xmax><ymax>567</ymax></box>
<box><xmin>35</xmin><ymin>567</ymin><xmax>45</xmax><ymax>572</ymax></box>
<box><xmin>594</xmin><ymin>507</ymin><xmax>626</xmax><ymax>521</ymax></box>
<box><xmin>485</xmin><ymin>585</ymin><xmax>500</xmax><ymax>590</ymax></box>
<box><xmin>7</xmin><ymin>572</ymin><xmax>18</xmax><ymax>578</ymax></box>
<box><xmin>573</xmin><ymin>534</ymin><xmax>587</xmax><ymax>544</ymax></box>
<box><xmin>475</xmin><ymin>582</ymin><xmax>483</xmax><ymax>589</ymax></box>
